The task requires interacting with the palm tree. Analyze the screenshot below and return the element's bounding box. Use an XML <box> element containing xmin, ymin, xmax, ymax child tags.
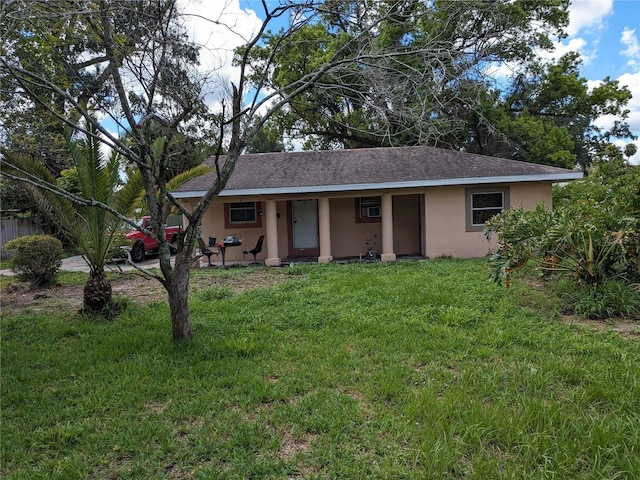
<box><xmin>67</xmin><ymin>128</ymin><xmax>143</xmax><ymax>312</ymax></box>
<box><xmin>4</xmin><ymin>121</ymin><xmax>142</xmax><ymax>312</ymax></box>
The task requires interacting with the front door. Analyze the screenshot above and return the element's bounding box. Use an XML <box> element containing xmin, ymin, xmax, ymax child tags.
<box><xmin>290</xmin><ymin>199</ymin><xmax>319</xmax><ymax>256</ymax></box>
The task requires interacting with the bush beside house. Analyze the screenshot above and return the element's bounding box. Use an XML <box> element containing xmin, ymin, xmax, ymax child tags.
<box><xmin>485</xmin><ymin>162</ymin><xmax>640</xmax><ymax>319</ymax></box>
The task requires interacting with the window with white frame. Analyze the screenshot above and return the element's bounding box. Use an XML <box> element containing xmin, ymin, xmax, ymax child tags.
<box><xmin>227</xmin><ymin>202</ymin><xmax>258</xmax><ymax>225</ymax></box>
<box><xmin>465</xmin><ymin>187</ymin><xmax>509</xmax><ymax>231</ymax></box>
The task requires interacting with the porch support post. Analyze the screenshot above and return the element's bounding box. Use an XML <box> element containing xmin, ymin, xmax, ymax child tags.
<box><xmin>264</xmin><ymin>199</ymin><xmax>281</xmax><ymax>266</ymax></box>
<box><xmin>318</xmin><ymin>196</ymin><xmax>333</xmax><ymax>263</ymax></box>
<box><xmin>422</xmin><ymin>192</ymin><xmax>428</xmax><ymax>259</ymax></box>
<box><xmin>381</xmin><ymin>193</ymin><xmax>396</xmax><ymax>262</ymax></box>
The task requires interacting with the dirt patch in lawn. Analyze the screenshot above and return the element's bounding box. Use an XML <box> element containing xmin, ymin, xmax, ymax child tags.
<box><xmin>561</xmin><ymin>315</ymin><xmax>640</xmax><ymax>339</ymax></box>
<box><xmin>1</xmin><ymin>280</ymin><xmax>86</xmax><ymax>313</ymax></box>
<box><xmin>0</xmin><ymin>267</ymin><xmax>291</xmax><ymax>315</ymax></box>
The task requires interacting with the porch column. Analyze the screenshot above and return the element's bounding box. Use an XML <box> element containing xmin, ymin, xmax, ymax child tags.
<box><xmin>264</xmin><ymin>199</ymin><xmax>281</xmax><ymax>266</ymax></box>
<box><xmin>421</xmin><ymin>193</ymin><xmax>428</xmax><ymax>259</ymax></box>
<box><xmin>381</xmin><ymin>193</ymin><xmax>396</xmax><ymax>262</ymax></box>
<box><xmin>318</xmin><ymin>197</ymin><xmax>333</xmax><ymax>263</ymax></box>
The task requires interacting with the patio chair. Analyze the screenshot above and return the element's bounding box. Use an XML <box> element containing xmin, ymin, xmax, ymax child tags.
<box><xmin>242</xmin><ymin>235</ymin><xmax>264</xmax><ymax>264</ymax></box>
<box><xmin>198</xmin><ymin>237</ymin><xmax>218</xmax><ymax>266</ymax></box>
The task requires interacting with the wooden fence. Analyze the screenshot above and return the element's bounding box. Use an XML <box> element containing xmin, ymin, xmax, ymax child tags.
<box><xmin>0</xmin><ymin>216</ymin><xmax>44</xmax><ymax>259</ymax></box>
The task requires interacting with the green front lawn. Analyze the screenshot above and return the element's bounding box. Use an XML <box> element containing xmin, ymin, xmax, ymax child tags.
<box><xmin>2</xmin><ymin>259</ymin><xmax>638</xmax><ymax>479</ymax></box>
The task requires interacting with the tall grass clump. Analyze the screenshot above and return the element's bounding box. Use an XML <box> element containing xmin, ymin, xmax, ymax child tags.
<box><xmin>565</xmin><ymin>279</ymin><xmax>640</xmax><ymax>319</ymax></box>
<box><xmin>193</xmin><ymin>284</ymin><xmax>235</xmax><ymax>302</ymax></box>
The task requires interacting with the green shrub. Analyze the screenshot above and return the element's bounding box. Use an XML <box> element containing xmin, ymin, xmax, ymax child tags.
<box><xmin>4</xmin><ymin>235</ymin><xmax>63</xmax><ymax>287</ymax></box>
<box><xmin>486</xmin><ymin>204</ymin><xmax>639</xmax><ymax>287</ymax></box>
<box><xmin>486</xmin><ymin>163</ymin><xmax>640</xmax><ymax>288</ymax></box>
<box><xmin>485</xmin><ymin>164</ymin><xmax>640</xmax><ymax>318</ymax></box>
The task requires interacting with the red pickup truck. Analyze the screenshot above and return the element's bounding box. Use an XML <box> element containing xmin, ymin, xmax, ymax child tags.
<box><xmin>124</xmin><ymin>216</ymin><xmax>182</xmax><ymax>263</ymax></box>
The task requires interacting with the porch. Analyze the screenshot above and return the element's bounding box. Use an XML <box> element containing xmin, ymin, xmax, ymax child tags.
<box><xmin>195</xmin><ymin>192</ymin><xmax>427</xmax><ymax>267</ymax></box>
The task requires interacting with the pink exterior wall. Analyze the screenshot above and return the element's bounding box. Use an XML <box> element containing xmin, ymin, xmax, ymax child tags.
<box><xmin>423</xmin><ymin>186</ymin><xmax>488</xmax><ymax>258</ymax></box>
<box><xmin>423</xmin><ymin>182</ymin><xmax>552</xmax><ymax>258</ymax></box>
<box><xmin>510</xmin><ymin>181</ymin><xmax>553</xmax><ymax>210</ymax></box>
<box><xmin>330</xmin><ymin>197</ymin><xmax>380</xmax><ymax>258</ymax></box>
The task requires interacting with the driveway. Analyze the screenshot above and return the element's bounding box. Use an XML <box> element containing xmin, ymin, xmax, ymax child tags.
<box><xmin>0</xmin><ymin>255</ymin><xmax>164</xmax><ymax>276</ymax></box>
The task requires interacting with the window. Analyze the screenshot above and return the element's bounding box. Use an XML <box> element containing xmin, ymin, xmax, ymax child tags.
<box><xmin>465</xmin><ymin>187</ymin><xmax>509</xmax><ymax>232</ymax></box>
<box><xmin>229</xmin><ymin>202</ymin><xmax>256</xmax><ymax>223</ymax></box>
<box><xmin>356</xmin><ymin>196</ymin><xmax>382</xmax><ymax>223</ymax></box>
<box><xmin>224</xmin><ymin>202</ymin><xmax>262</xmax><ymax>228</ymax></box>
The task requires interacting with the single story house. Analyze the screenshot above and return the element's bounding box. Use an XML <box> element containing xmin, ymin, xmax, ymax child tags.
<box><xmin>172</xmin><ymin>145</ymin><xmax>582</xmax><ymax>266</ymax></box>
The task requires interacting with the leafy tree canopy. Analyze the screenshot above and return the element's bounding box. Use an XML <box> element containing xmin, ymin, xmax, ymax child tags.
<box><xmin>248</xmin><ymin>1</ymin><xmax>633</xmax><ymax>170</ymax></box>
<box><xmin>467</xmin><ymin>53</ymin><xmax>634</xmax><ymax>170</ymax></box>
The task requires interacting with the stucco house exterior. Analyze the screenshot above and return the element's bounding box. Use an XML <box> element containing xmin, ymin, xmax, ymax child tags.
<box><xmin>172</xmin><ymin>145</ymin><xmax>582</xmax><ymax>266</ymax></box>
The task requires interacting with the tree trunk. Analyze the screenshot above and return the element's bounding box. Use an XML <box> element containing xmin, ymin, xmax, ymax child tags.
<box><xmin>165</xmin><ymin>252</ymin><xmax>193</xmax><ymax>341</ymax></box>
<box><xmin>83</xmin><ymin>269</ymin><xmax>112</xmax><ymax>313</ymax></box>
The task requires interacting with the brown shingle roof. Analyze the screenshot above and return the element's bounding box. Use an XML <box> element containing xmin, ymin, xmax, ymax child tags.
<box><xmin>173</xmin><ymin>145</ymin><xmax>581</xmax><ymax>197</ymax></box>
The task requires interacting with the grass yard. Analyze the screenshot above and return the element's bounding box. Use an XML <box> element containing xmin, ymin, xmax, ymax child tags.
<box><xmin>1</xmin><ymin>259</ymin><xmax>639</xmax><ymax>479</ymax></box>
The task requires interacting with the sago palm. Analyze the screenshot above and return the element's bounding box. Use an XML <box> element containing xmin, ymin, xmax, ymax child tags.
<box><xmin>3</xmin><ymin>121</ymin><xmax>142</xmax><ymax>312</ymax></box>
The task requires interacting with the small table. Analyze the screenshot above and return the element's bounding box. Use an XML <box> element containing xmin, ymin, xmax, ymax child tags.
<box><xmin>215</xmin><ymin>240</ymin><xmax>242</xmax><ymax>268</ymax></box>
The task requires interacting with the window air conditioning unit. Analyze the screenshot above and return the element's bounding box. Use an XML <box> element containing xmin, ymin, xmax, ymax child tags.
<box><xmin>367</xmin><ymin>206</ymin><xmax>381</xmax><ymax>217</ymax></box>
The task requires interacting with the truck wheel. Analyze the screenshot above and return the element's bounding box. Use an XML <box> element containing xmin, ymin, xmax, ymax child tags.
<box><xmin>130</xmin><ymin>242</ymin><xmax>145</xmax><ymax>263</ymax></box>
<box><xmin>169</xmin><ymin>235</ymin><xmax>178</xmax><ymax>254</ymax></box>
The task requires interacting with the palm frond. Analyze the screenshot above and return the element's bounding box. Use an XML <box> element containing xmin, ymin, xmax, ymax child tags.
<box><xmin>133</xmin><ymin>164</ymin><xmax>212</xmax><ymax>216</ymax></box>
<box><xmin>166</xmin><ymin>164</ymin><xmax>212</xmax><ymax>192</ymax></box>
<box><xmin>114</xmin><ymin>167</ymin><xmax>145</xmax><ymax>218</ymax></box>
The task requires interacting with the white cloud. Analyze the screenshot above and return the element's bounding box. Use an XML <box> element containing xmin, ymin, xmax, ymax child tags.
<box><xmin>617</xmin><ymin>71</ymin><xmax>640</xmax><ymax>165</ymax></box>
<box><xmin>618</xmin><ymin>71</ymin><xmax>640</xmax><ymax>132</ymax></box>
<box><xmin>179</xmin><ymin>0</ymin><xmax>263</xmax><ymax>104</ymax></box>
<box><xmin>586</xmin><ymin>79</ymin><xmax>603</xmax><ymax>90</ymax></box>
<box><xmin>566</xmin><ymin>0</ymin><xmax>614</xmax><ymax>37</ymax></box>
<box><xmin>591</xmin><ymin>71</ymin><xmax>640</xmax><ymax>165</ymax></box>
<box><xmin>548</xmin><ymin>0</ymin><xmax>613</xmax><ymax>69</ymax></box>
<box><xmin>620</xmin><ymin>27</ymin><xmax>640</xmax><ymax>71</ymax></box>
<box><xmin>545</xmin><ymin>37</ymin><xmax>593</xmax><ymax>64</ymax></box>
